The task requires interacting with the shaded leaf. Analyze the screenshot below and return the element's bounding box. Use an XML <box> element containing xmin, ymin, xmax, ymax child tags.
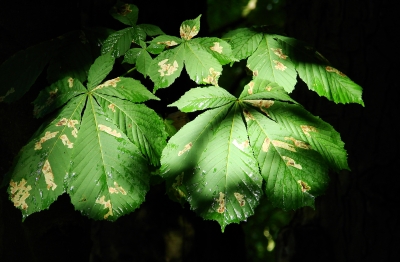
<box><xmin>123</xmin><ymin>48</ymin><xmax>142</xmax><ymax>64</ymax></box>
<box><xmin>137</xmin><ymin>24</ymin><xmax>165</xmax><ymax>36</ymax></box>
<box><xmin>101</xmin><ymin>28</ymin><xmax>135</xmax><ymax>58</ymax></box>
<box><xmin>136</xmin><ymin>50</ymin><xmax>152</xmax><ymax>77</ymax></box>
<box><xmin>223</xmin><ymin>28</ymin><xmax>263</xmax><ymax>60</ymax></box>
<box><xmin>110</xmin><ymin>1</ymin><xmax>139</xmax><ymax>26</ymax></box>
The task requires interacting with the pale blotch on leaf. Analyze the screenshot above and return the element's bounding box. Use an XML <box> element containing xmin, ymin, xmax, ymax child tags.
<box><xmin>243</xmin><ymin>109</ymin><xmax>255</xmax><ymax>121</ymax></box>
<box><xmin>234</xmin><ymin>192</ymin><xmax>245</xmax><ymax>207</ymax></box>
<box><xmin>248</xmin><ymin>81</ymin><xmax>254</xmax><ymax>94</ymax></box>
<box><xmin>270</xmin><ymin>48</ymin><xmax>288</xmax><ymax>59</ymax></box>
<box><xmin>253</xmin><ymin>70</ymin><xmax>258</xmax><ymax>77</ymax></box>
<box><xmin>217</xmin><ymin>192</ymin><xmax>225</xmax><ymax>213</ymax></box>
<box><xmin>325</xmin><ymin>66</ymin><xmax>346</xmax><ymax>77</ymax></box>
<box><xmin>158</xmin><ymin>59</ymin><xmax>179</xmax><ymax>77</ymax></box>
<box><xmin>96</xmin><ymin>196</ymin><xmax>113</xmax><ymax>219</ymax></box>
<box><xmin>109</xmin><ymin>182</ymin><xmax>127</xmax><ymax>195</ymax></box>
<box><xmin>42</xmin><ymin>160</ymin><xmax>57</xmax><ymax>190</ymax></box>
<box><xmin>266</xmin><ymin>86</ymin><xmax>272</xmax><ymax>91</ymax></box>
<box><xmin>60</xmin><ymin>134</ymin><xmax>73</xmax><ymax>148</ymax></box>
<box><xmin>49</xmin><ymin>88</ymin><xmax>58</xmax><ymax>97</ymax></box>
<box><xmin>202</xmin><ymin>68</ymin><xmax>221</xmax><ymax>86</ymax></box>
<box><xmin>262</xmin><ymin>138</ymin><xmax>271</xmax><ymax>152</ymax></box>
<box><xmin>297</xmin><ymin>180</ymin><xmax>311</xmax><ymax>192</ymax></box>
<box><xmin>93</xmin><ymin>77</ymin><xmax>121</xmax><ymax>90</ymax></box>
<box><xmin>98</xmin><ymin>124</ymin><xmax>122</xmax><ymax>138</ymax></box>
<box><xmin>157</xmin><ymin>41</ymin><xmax>178</xmax><ymax>47</ymax></box>
<box><xmin>300</xmin><ymin>125</ymin><xmax>318</xmax><ymax>137</ymax></box>
<box><xmin>34</xmin><ymin>131</ymin><xmax>59</xmax><ymax>150</ymax></box>
<box><xmin>68</xmin><ymin>78</ymin><xmax>74</xmax><ymax>88</ymax></box>
<box><xmin>285</xmin><ymin>137</ymin><xmax>311</xmax><ymax>150</ymax></box>
<box><xmin>108</xmin><ymin>103</ymin><xmax>116</xmax><ymax>112</ymax></box>
<box><xmin>178</xmin><ymin>142</ymin><xmax>192</xmax><ymax>156</ymax></box>
<box><xmin>210</xmin><ymin>42</ymin><xmax>223</xmax><ymax>53</ymax></box>
<box><xmin>273</xmin><ymin>60</ymin><xmax>287</xmax><ymax>71</ymax></box>
<box><xmin>272</xmin><ymin>140</ymin><xmax>296</xmax><ymax>152</ymax></box>
<box><xmin>232</xmin><ymin>139</ymin><xmax>249</xmax><ymax>151</ymax></box>
<box><xmin>56</xmin><ymin>118</ymin><xmax>79</xmax><ymax>138</ymax></box>
<box><xmin>0</xmin><ymin>87</ymin><xmax>15</xmax><ymax>102</ymax></box>
<box><xmin>180</xmin><ymin>24</ymin><xmax>198</xmax><ymax>40</ymax></box>
<box><xmin>9</xmin><ymin>179</ymin><xmax>32</xmax><ymax>210</ymax></box>
<box><xmin>282</xmin><ymin>156</ymin><xmax>302</xmax><ymax>169</ymax></box>
<box><xmin>247</xmin><ymin>100</ymin><xmax>274</xmax><ymax>109</ymax></box>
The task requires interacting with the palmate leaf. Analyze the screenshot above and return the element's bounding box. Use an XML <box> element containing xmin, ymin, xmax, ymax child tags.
<box><xmin>67</xmin><ymin>96</ymin><xmax>149</xmax><ymax>221</ymax></box>
<box><xmin>149</xmin><ymin>16</ymin><xmax>235</xmax><ymax>91</ymax></box>
<box><xmin>161</xmin><ymin>81</ymin><xmax>348</xmax><ymax>230</ymax></box>
<box><xmin>7</xmin><ymin>95</ymin><xmax>86</xmax><ymax>219</ymax></box>
<box><xmin>8</xmin><ymin>54</ymin><xmax>164</xmax><ymax>220</ymax></box>
<box><xmin>110</xmin><ymin>1</ymin><xmax>139</xmax><ymax>27</ymax></box>
<box><xmin>101</xmin><ymin>27</ymin><xmax>146</xmax><ymax>58</ymax></box>
<box><xmin>225</xmin><ymin>28</ymin><xmax>364</xmax><ymax>105</ymax></box>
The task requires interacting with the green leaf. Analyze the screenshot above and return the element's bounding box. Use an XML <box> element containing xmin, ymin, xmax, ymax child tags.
<box><xmin>160</xmin><ymin>104</ymin><xmax>263</xmax><ymax>231</ymax></box>
<box><xmin>87</xmin><ymin>53</ymin><xmax>115</xmax><ymax>90</ymax></box>
<box><xmin>164</xmin><ymin>118</ymin><xmax>177</xmax><ymax>137</ymax></box>
<box><xmin>0</xmin><ymin>40</ymin><xmax>54</xmax><ymax>103</ymax></box>
<box><xmin>7</xmin><ymin>95</ymin><xmax>86</xmax><ymax>219</ymax></box>
<box><xmin>193</xmin><ymin>37</ymin><xmax>238</xmax><ymax>65</ymax></box>
<box><xmin>136</xmin><ymin>50</ymin><xmax>153</xmax><ymax>78</ymax></box>
<box><xmin>243</xmin><ymin>106</ymin><xmax>329</xmax><ymax>210</ymax></box>
<box><xmin>223</xmin><ymin>28</ymin><xmax>263</xmax><ymax>60</ymax></box>
<box><xmin>131</xmin><ymin>26</ymin><xmax>146</xmax><ymax>44</ymax></box>
<box><xmin>146</xmin><ymin>43</ymin><xmax>165</xmax><ymax>55</ymax></box>
<box><xmin>101</xmin><ymin>28</ymin><xmax>135</xmax><ymax>58</ymax></box>
<box><xmin>123</xmin><ymin>48</ymin><xmax>142</xmax><ymax>64</ymax></box>
<box><xmin>180</xmin><ymin>15</ymin><xmax>201</xmax><ymax>40</ymax></box>
<box><xmin>95</xmin><ymin>94</ymin><xmax>168</xmax><ymax>166</ymax></box>
<box><xmin>265</xmin><ymin>101</ymin><xmax>349</xmax><ymax>172</ymax></box>
<box><xmin>91</xmin><ymin>77</ymin><xmax>159</xmax><ymax>102</ymax></box>
<box><xmin>148</xmin><ymin>45</ymin><xmax>185</xmax><ymax>91</ymax></box>
<box><xmin>247</xmin><ymin>35</ymin><xmax>297</xmax><ymax>93</ymax></box>
<box><xmin>67</xmin><ymin>96</ymin><xmax>149</xmax><ymax>221</ymax></box>
<box><xmin>239</xmin><ymin>78</ymin><xmax>297</xmax><ymax>103</ymax></box>
<box><xmin>275</xmin><ymin>35</ymin><xmax>364</xmax><ymax>105</ymax></box>
<box><xmin>137</xmin><ymin>24</ymin><xmax>165</xmax><ymax>36</ymax></box>
<box><xmin>169</xmin><ymin>86</ymin><xmax>236</xmax><ymax>112</ymax></box>
<box><xmin>33</xmin><ymin>77</ymin><xmax>86</xmax><ymax>118</ymax></box>
<box><xmin>184</xmin><ymin>42</ymin><xmax>223</xmax><ymax>86</ymax></box>
<box><xmin>110</xmin><ymin>1</ymin><xmax>139</xmax><ymax>27</ymax></box>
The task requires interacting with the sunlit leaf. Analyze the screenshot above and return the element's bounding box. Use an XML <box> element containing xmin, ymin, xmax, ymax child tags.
<box><xmin>136</xmin><ymin>50</ymin><xmax>152</xmax><ymax>77</ymax></box>
<box><xmin>193</xmin><ymin>37</ymin><xmax>238</xmax><ymax>65</ymax></box>
<box><xmin>101</xmin><ymin>28</ymin><xmax>135</xmax><ymax>58</ymax></box>
<box><xmin>87</xmin><ymin>53</ymin><xmax>115</xmax><ymax>90</ymax></box>
<box><xmin>180</xmin><ymin>15</ymin><xmax>201</xmax><ymax>40</ymax></box>
<box><xmin>224</xmin><ymin>28</ymin><xmax>263</xmax><ymax>60</ymax></box>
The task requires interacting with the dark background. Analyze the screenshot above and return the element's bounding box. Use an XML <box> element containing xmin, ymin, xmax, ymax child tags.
<box><xmin>0</xmin><ymin>0</ymin><xmax>399</xmax><ymax>261</ymax></box>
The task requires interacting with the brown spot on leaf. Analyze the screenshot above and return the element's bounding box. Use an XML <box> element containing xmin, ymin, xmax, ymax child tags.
<box><xmin>96</xmin><ymin>196</ymin><xmax>113</xmax><ymax>219</ymax></box>
<box><xmin>180</xmin><ymin>24</ymin><xmax>198</xmax><ymax>40</ymax></box>
<box><xmin>56</xmin><ymin>118</ymin><xmax>79</xmax><ymax>138</ymax></box>
<box><xmin>10</xmin><ymin>179</ymin><xmax>32</xmax><ymax>210</ymax></box>
<box><xmin>109</xmin><ymin>182</ymin><xmax>127</xmax><ymax>195</ymax></box>
<box><xmin>273</xmin><ymin>60</ymin><xmax>287</xmax><ymax>71</ymax></box>
<box><xmin>272</xmin><ymin>140</ymin><xmax>296</xmax><ymax>152</ymax></box>
<box><xmin>68</xmin><ymin>78</ymin><xmax>74</xmax><ymax>88</ymax></box>
<box><xmin>325</xmin><ymin>66</ymin><xmax>346</xmax><ymax>77</ymax></box>
<box><xmin>232</xmin><ymin>139</ymin><xmax>249</xmax><ymax>151</ymax></box>
<box><xmin>243</xmin><ymin>109</ymin><xmax>255</xmax><ymax>121</ymax></box>
<box><xmin>285</xmin><ymin>137</ymin><xmax>311</xmax><ymax>149</ymax></box>
<box><xmin>282</xmin><ymin>156</ymin><xmax>302</xmax><ymax>169</ymax></box>
<box><xmin>202</xmin><ymin>68</ymin><xmax>221</xmax><ymax>86</ymax></box>
<box><xmin>34</xmin><ymin>131</ymin><xmax>59</xmax><ymax>150</ymax></box>
<box><xmin>93</xmin><ymin>77</ymin><xmax>121</xmax><ymax>90</ymax></box>
<box><xmin>117</xmin><ymin>3</ymin><xmax>132</xmax><ymax>16</ymax></box>
<box><xmin>178</xmin><ymin>142</ymin><xmax>192</xmax><ymax>156</ymax></box>
<box><xmin>300</xmin><ymin>125</ymin><xmax>317</xmax><ymax>137</ymax></box>
<box><xmin>217</xmin><ymin>192</ymin><xmax>225</xmax><ymax>213</ymax></box>
<box><xmin>262</xmin><ymin>138</ymin><xmax>271</xmax><ymax>152</ymax></box>
<box><xmin>42</xmin><ymin>160</ymin><xmax>57</xmax><ymax>190</ymax></box>
<box><xmin>297</xmin><ymin>180</ymin><xmax>311</xmax><ymax>192</ymax></box>
<box><xmin>270</xmin><ymin>48</ymin><xmax>288</xmax><ymax>59</ymax></box>
<box><xmin>210</xmin><ymin>42</ymin><xmax>223</xmax><ymax>53</ymax></box>
<box><xmin>60</xmin><ymin>134</ymin><xmax>73</xmax><ymax>148</ymax></box>
<box><xmin>158</xmin><ymin>59</ymin><xmax>179</xmax><ymax>77</ymax></box>
<box><xmin>234</xmin><ymin>192</ymin><xmax>245</xmax><ymax>206</ymax></box>
<box><xmin>98</xmin><ymin>124</ymin><xmax>121</xmax><ymax>137</ymax></box>
<box><xmin>108</xmin><ymin>103</ymin><xmax>116</xmax><ymax>112</ymax></box>
<box><xmin>157</xmin><ymin>41</ymin><xmax>178</xmax><ymax>47</ymax></box>
<box><xmin>247</xmin><ymin>81</ymin><xmax>254</xmax><ymax>94</ymax></box>
<box><xmin>253</xmin><ymin>70</ymin><xmax>258</xmax><ymax>77</ymax></box>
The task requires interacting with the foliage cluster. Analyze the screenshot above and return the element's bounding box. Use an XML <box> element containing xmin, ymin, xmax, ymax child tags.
<box><xmin>0</xmin><ymin>1</ymin><xmax>363</xmax><ymax>231</ymax></box>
